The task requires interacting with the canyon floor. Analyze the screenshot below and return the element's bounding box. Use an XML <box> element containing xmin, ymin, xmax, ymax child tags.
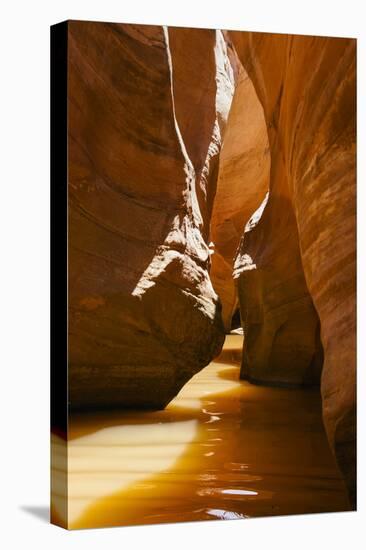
<box><xmin>52</xmin><ymin>335</ymin><xmax>350</xmax><ymax>529</ymax></box>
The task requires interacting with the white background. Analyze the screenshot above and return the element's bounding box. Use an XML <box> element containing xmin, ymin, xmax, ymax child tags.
<box><xmin>0</xmin><ymin>0</ymin><xmax>364</xmax><ymax>548</ymax></box>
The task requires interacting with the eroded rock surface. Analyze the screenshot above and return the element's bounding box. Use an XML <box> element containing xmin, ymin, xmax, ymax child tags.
<box><xmin>231</xmin><ymin>32</ymin><xmax>356</xmax><ymax>504</ymax></box>
<box><xmin>68</xmin><ymin>22</ymin><xmax>234</xmax><ymax>410</ymax></box>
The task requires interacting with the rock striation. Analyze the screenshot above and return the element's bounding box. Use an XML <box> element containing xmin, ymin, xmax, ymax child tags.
<box><xmin>67</xmin><ymin>22</ymin><xmax>234</xmax><ymax>410</ymax></box>
<box><xmin>230</xmin><ymin>32</ymin><xmax>356</xmax><ymax>505</ymax></box>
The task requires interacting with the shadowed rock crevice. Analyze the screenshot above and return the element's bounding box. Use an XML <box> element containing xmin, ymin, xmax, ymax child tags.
<box><xmin>210</xmin><ymin>63</ymin><xmax>270</xmax><ymax>331</ymax></box>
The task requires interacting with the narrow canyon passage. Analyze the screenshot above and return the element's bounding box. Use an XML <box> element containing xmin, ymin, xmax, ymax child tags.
<box><xmin>55</xmin><ymin>22</ymin><xmax>356</xmax><ymax>529</ymax></box>
<box><xmin>52</xmin><ymin>336</ymin><xmax>349</xmax><ymax>528</ymax></box>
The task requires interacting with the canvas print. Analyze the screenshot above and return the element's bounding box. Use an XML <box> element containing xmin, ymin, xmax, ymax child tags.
<box><xmin>50</xmin><ymin>20</ymin><xmax>356</xmax><ymax>529</ymax></box>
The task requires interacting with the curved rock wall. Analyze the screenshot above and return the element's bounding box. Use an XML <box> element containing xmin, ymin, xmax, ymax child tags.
<box><xmin>230</xmin><ymin>32</ymin><xmax>356</xmax><ymax>504</ymax></box>
<box><xmin>68</xmin><ymin>22</ymin><xmax>234</xmax><ymax>410</ymax></box>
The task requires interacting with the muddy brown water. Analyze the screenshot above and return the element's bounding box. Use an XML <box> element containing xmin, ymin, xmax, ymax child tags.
<box><xmin>51</xmin><ymin>335</ymin><xmax>350</xmax><ymax>528</ymax></box>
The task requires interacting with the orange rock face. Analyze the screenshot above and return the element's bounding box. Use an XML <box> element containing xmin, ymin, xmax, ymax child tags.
<box><xmin>67</xmin><ymin>22</ymin><xmax>234</xmax><ymax>409</ymax></box>
<box><xmin>230</xmin><ymin>32</ymin><xmax>356</xmax><ymax>504</ymax></box>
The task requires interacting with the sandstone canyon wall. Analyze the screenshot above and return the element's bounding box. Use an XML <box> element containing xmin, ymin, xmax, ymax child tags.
<box><xmin>230</xmin><ymin>32</ymin><xmax>356</xmax><ymax>505</ymax></box>
<box><xmin>67</xmin><ymin>22</ymin><xmax>234</xmax><ymax>410</ymax></box>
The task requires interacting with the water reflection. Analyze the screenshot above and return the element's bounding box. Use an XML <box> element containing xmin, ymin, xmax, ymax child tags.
<box><xmin>51</xmin><ymin>335</ymin><xmax>350</xmax><ymax>529</ymax></box>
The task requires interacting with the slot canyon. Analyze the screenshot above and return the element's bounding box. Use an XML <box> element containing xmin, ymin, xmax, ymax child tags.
<box><xmin>52</xmin><ymin>21</ymin><xmax>356</xmax><ymax>527</ymax></box>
